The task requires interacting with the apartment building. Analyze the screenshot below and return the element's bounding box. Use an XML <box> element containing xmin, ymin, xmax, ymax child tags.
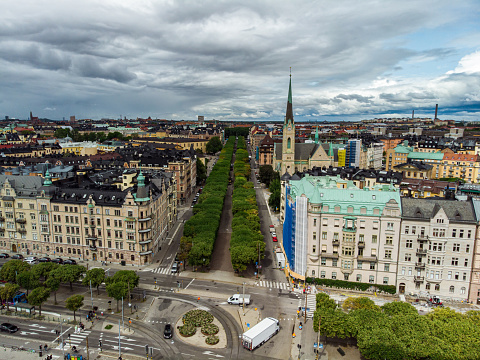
<box><xmin>0</xmin><ymin>170</ymin><xmax>176</xmax><ymax>266</ymax></box>
<box><xmin>397</xmin><ymin>198</ymin><xmax>476</xmax><ymax>301</ymax></box>
<box><xmin>283</xmin><ymin>175</ymin><xmax>401</xmax><ymax>286</ymax></box>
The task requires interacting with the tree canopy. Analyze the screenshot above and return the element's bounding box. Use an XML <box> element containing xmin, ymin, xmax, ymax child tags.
<box><xmin>206</xmin><ymin>136</ymin><xmax>223</xmax><ymax>154</ymax></box>
<box><xmin>65</xmin><ymin>295</ymin><xmax>84</xmax><ymax>322</ymax></box>
<box><xmin>27</xmin><ymin>287</ymin><xmax>50</xmax><ymax>316</ymax></box>
<box><xmin>0</xmin><ymin>260</ymin><xmax>31</xmax><ymax>282</ymax></box>
<box><xmin>82</xmin><ymin>268</ymin><xmax>105</xmax><ymax>295</ymax></box>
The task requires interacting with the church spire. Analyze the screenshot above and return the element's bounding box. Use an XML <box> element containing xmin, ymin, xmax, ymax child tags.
<box><xmin>314</xmin><ymin>126</ymin><xmax>319</xmax><ymax>144</ymax></box>
<box><xmin>284</xmin><ymin>69</ymin><xmax>294</xmax><ymax>126</ymax></box>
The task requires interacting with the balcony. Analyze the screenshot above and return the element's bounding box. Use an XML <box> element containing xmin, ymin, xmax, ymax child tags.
<box><xmin>139</xmin><ymin>250</ymin><xmax>153</xmax><ymax>256</ymax></box>
<box><xmin>417</xmin><ymin>235</ymin><xmax>428</xmax><ymax>242</ymax></box>
<box><xmin>139</xmin><ymin>228</ymin><xmax>151</xmax><ymax>233</ymax></box>
<box><xmin>15</xmin><ymin>218</ymin><xmax>26</xmax><ymax>224</ymax></box>
<box><xmin>139</xmin><ymin>239</ymin><xmax>152</xmax><ymax>245</ymax></box>
<box><xmin>357</xmin><ymin>255</ymin><xmax>377</xmax><ymax>262</ymax></box>
<box><xmin>86</xmin><ymin>235</ymin><xmax>97</xmax><ymax>241</ymax></box>
<box><xmin>332</xmin><ymin>239</ymin><xmax>339</xmax><ymax>246</ymax></box>
<box><xmin>416</xmin><ymin>248</ymin><xmax>427</xmax><ymax>256</ymax></box>
<box><xmin>415</xmin><ymin>262</ymin><xmax>425</xmax><ymax>269</ymax></box>
<box><xmin>138</xmin><ymin>217</ymin><xmax>151</xmax><ymax>222</ymax></box>
<box><xmin>321</xmin><ymin>252</ymin><xmax>339</xmax><ymax>259</ymax></box>
<box><xmin>343</xmin><ymin>226</ymin><xmax>357</xmax><ymax>233</ymax></box>
<box><xmin>358</xmin><ymin>241</ymin><xmax>365</xmax><ymax>248</ymax></box>
<box><xmin>89</xmin><ymin>245</ymin><xmax>97</xmax><ymax>251</ymax></box>
<box><xmin>414</xmin><ymin>276</ymin><xmax>424</xmax><ymax>283</ymax></box>
<box><xmin>17</xmin><ymin>228</ymin><xmax>27</xmax><ymax>234</ymax></box>
<box><xmin>0</xmin><ymin>217</ymin><xmax>4</xmax><ymax>222</ymax></box>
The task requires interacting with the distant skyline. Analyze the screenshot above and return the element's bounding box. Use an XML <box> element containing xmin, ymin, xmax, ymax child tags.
<box><xmin>0</xmin><ymin>1</ymin><xmax>479</xmax><ymax>122</ymax></box>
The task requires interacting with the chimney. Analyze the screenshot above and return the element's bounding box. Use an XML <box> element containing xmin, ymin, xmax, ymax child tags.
<box><xmin>412</xmin><ymin>110</ymin><xmax>414</xmax><ymax>120</ymax></box>
<box><xmin>434</xmin><ymin>104</ymin><xmax>438</xmax><ymax>119</ymax></box>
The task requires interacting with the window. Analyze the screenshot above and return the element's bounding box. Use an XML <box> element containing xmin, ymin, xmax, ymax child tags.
<box><xmin>451</xmin><ymin>258</ymin><xmax>458</xmax><ymax>266</ymax></box>
<box><xmin>359</xmin><ymin>234</ymin><xmax>364</xmax><ymax>243</ymax></box>
<box><xmin>334</xmin><ymin>219</ymin><xmax>339</xmax><ymax>227</ymax></box>
<box><xmin>383</xmin><ymin>277</ymin><xmax>389</xmax><ymax>285</ymax></box>
<box><xmin>406</xmin><ymin>239</ymin><xmax>413</xmax><ymax>248</ymax></box>
<box><xmin>405</xmin><ymin>253</ymin><xmax>411</xmax><ymax>262</ymax></box>
<box><xmin>411</xmin><ymin>226</ymin><xmax>416</xmax><ymax>235</ymax></box>
<box><xmin>322</xmin><ymin>232</ymin><xmax>327</xmax><ymax>240</ymax></box>
<box><xmin>321</xmin><ymin>258</ymin><xmax>326</xmax><ymax>266</ymax></box>
<box><xmin>435</xmin><ymin>284</ymin><xmax>440</xmax><ymax>291</ymax></box>
<box><xmin>357</xmin><ymin>261</ymin><xmax>362</xmax><ymax>269</ymax></box>
<box><xmin>332</xmin><ymin>259</ymin><xmax>338</xmax><ymax>267</ymax></box>
<box><xmin>312</xmin><ymin>245</ymin><xmax>316</xmax><ymax>254</ymax></box>
<box><xmin>313</xmin><ymin>219</ymin><xmax>317</xmax><ymax>227</ymax></box>
<box><xmin>453</xmin><ymin>243</ymin><xmax>460</xmax><ymax>252</ymax></box>
<box><xmin>401</xmin><ymin>267</ymin><xmax>405</xmax><ymax>275</ymax></box>
<box><xmin>370</xmin><ymin>262</ymin><xmax>375</xmax><ymax>270</ymax></box>
<box><xmin>466</xmin><ymin>244</ymin><xmax>470</xmax><ymax>253</ymax></box>
<box><xmin>385</xmin><ymin>250</ymin><xmax>392</xmax><ymax>259</ymax></box>
<box><xmin>449</xmin><ymin>286</ymin><xmax>455</xmax><ymax>293</ymax></box>
<box><xmin>356</xmin><ymin>274</ymin><xmax>362</xmax><ymax>282</ymax></box>
<box><xmin>320</xmin><ymin>271</ymin><xmax>326</xmax><ymax>278</ymax></box>
<box><xmin>360</xmin><ymin>220</ymin><xmax>365</xmax><ymax>228</ymax></box>
<box><xmin>384</xmin><ymin>264</ymin><xmax>390</xmax><ymax>272</ymax></box>
<box><xmin>452</xmin><ymin>229</ymin><xmax>457</xmax><ymax>237</ymax></box>
<box><xmin>115</xmin><ymin>210</ymin><xmax>121</xmax><ymax>216</ymax></box>
<box><xmin>387</xmin><ymin>222</ymin><xmax>394</xmax><ymax>230</ymax></box>
<box><xmin>313</xmin><ymin>232</ymin><xmax>316</xmax><ymax>241</ymax></box>
<box><xmin>386</xmin><ymin>236</ymin><xmax>393</xmax><ymax>245</ymax></box>
<box><xmin>333</xmin><ymin>233</ymin><xmax>339</xmax><ymax>241</ymax></box>
<box><xmin>468</xmin><ymin>230</ymin><xmax>472</xmax><ymax>238</ymax></box>
<box><xmin>459</xmin><ymin>229</ymin><xmax>464</xmax><ymax>238</ymax></box>
<box><xmin>405</xmin><ymin>226</ymin><xmax>409</xmax><ymax>234</ymax></box>
<box><xmin>455</xmin><ymin>272</ymin><xmax>459</xmax><ymax>280</ymax></box>
<box><xmin>461</xmin><ymin>287</ymin><xmax>466</xmax><ymax>295</ymax></box>
<box><xmin>342</xmin><ymin>247</ymin><xmax>353</xmax><ymax>256</ymax></box>
<box><xmin>372</xmin><ymin>235</ymin><xmax>377</xmax><ymax>243</ymax></box>
<box><xmin>369</xmin><ymin>275</ymin><xmax>374</xmax><ymax>284</ymax></box>
<box><xmin>332</xmin><ymin>272</ymin><xmax>337</xmax><ymax>280</ymax></box>
<box><xmin>465</xmin><ymin>259</ymin><xmax>469</xmax><ymax>267</ymax></box>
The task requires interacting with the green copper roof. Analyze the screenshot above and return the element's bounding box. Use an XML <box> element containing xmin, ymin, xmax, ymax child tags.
<box><xmin>394</xmin><ymin>145</ymin><xmax>413</xmax><ymax>153</ymax></box>
<box><xmin>314</xmin><ymin>127</ymin><xmax>319</xmax><ymax>144</ymax></box>
<box><xmin>43</xmin><ymin>168</ymin><xmax>53</xmax><ymax>187</ymax></box>
<box><xmin>288</xmin><ymin>175</ymin><xmax>401</xmax><ymax>216</ymax></box>
<box><xmin>408</xmin><ymin>152</ymin><xmax>444</xmax><ymax>160</ymax></box>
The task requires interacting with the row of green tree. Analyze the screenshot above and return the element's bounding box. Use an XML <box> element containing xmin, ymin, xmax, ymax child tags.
<box><xmin>230</xmin><ymin>136</ymin><xmax>265</xmax><ymax>272</ymax></box>
<box><xmin>0</xmin><ymin>260</ymin><xmax>139</xmax><ymax>322</ymax></box>
<box><xmin>54</xmin><ymin>128</ymin><xmax>132</xmax><ymax>142</ymax></box>
<box><xmin>180</xmin><ymin>138</ymin><xmax>235</xmax><ymax>268</ymax></box>
<box><xmin>313</xmin><ymin>293</ymin><xmax>480</xmax><ymax>360</ymax></box>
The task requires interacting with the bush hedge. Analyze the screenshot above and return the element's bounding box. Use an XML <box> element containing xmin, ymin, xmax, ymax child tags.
<box><xmin>201</xmin><ymin>323</ymin><xmax>219</xmax><ymax>335</ymax></box>
<box><xmin>205</xmin><ymin>335</ymin><xmax>219</xmax><ymax>345</ymax></box>
<box><xmin>183</xmin><ymin>309</ymin><xmax>214</xmax><ymax>327</ymax></box>
<box><xmin>178</xmin><ymin>323</ymin><xmax>197</xmax><ymax>337</ymax></box>
<box><xmin>306</xmin><ymin>277</ymin><xmax>396</xmax><ymax>294</ymax></box>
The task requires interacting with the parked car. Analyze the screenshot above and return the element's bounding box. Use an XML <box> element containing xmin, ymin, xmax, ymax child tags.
<box><xmin>272</xmin><ymin>236</ymin><xmax>278</xmax><ymax>242</ymax></box>
<box><xmin>171</xmin><ymin>262</ymin><xmax>179</xmax><ymax>274</ymax></box>
<box><xmin>24</xmin><ymin>256</ymin><xmax>39</xmax><ymax>265</ymax></box>
<box><xmin>0</xmin><ymin>323</ymin><xmax>18</xmax><ymax>333</ymax></box>
<box><xmin>271</xmin><ymin>233</ymin><xmax>277</xmax><ymax>238</ymax></box>
<box><xmin>38</xmin><ymin>257</ymin><xmax>51</xmax><ymax>263</ymax></box>
<box><xmin>51</xmin><ymin>258</ymin><xmax>64</xmax><ymax>264</ymax></box>
<box><xmin>0</xmin><ymin>253</ymin><xmax>9</xmax><ymax>258</ymax></box>
<box><xmin>11</xmin><ymin>254</ymin><xmax>23</xmax><ymax>260</ymax></box>
<box><xmin>163</xmin><ymin>324</ymin><xmax>173</xmax><ymax>339</ymax></box>
<box><xmin>64</xmin><ymin>259</ymin><xmax>77</xmax><ymax>265</ymax></box>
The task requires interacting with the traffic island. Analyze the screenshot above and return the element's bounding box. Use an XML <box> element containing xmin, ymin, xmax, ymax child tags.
<box><xmin>174</xmin><ymin>309</ymin><xmax>226</xmax><ymax>348</ymax></box>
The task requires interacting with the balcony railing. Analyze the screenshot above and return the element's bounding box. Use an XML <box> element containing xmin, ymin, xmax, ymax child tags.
<box><xmin>415</xmin><ymin>262</ymin><xmax>425</xmax><ymax>269</ymax></box>
<box><xmin>15</xmin><ymin>218</ymin><xmax>26</xmax><ymax>224</ymax></box>
<box><xmin>138</xmin><ymin>217</ymin><xmax>151</xmax><ymax>222</ymax></box>
<box><xmin>417</xmin><ymin>235</ymin><xmax>428</xmax><ymax>242</ymax></box>
<box><xmin>358</xmin><ymin>241</ymin><xmax>365</xmax><ymax>248</ymax></box>
<box><xmin>414</xmin><ymin>276</ymin><xmax>424</xmax><ymax>282</ymax></box>
<box><xmin>89</xmin><ymin>245</ymin><xmax>97</xmax><ymax>251</ymax></box>
<box><xmin>139</xmin><ymin>228</ymin><xmax>151</xmax><ymax>233</ymax></box>
<box><xmin>332</xmin><ymin>239</ymin><xmax>339</xmax><ymax>246</ymax></box>
<box><xmin>416</xmin><ymin>248</ymin><xmax>427</xmax><ymax>255</ymax></box>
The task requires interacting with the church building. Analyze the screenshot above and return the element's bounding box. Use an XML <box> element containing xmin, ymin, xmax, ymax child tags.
<box><xmin>273</xmin><ymin>75</ymin><xmax>332</xmax><ymax>175</ymax></box>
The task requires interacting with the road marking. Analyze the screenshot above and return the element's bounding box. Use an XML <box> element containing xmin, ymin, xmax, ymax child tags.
<box><xmin>20</xmin><ymin>331</ymin><xmax>38</xmax><ymax>335</ymax></box>
<box><xmin>202</xmin><ymin>351</ymin><xmax>224</xmax><ymax>358</ymax></box>
<box><xmin>29</xmin><ymin>324</ymin><xmax>47</xmax><ymax>329</ymax></box>
<box><xmin>185</xmin><ymin>278</ymin><xmax>195</xmax><ymax>289</ymax></box>
<box><xmin>53</xmin><ymin>326</ymin><xmax>71</xmax><ymax>344</ymax></box>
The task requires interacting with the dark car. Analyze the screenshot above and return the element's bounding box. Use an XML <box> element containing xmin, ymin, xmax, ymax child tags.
<box><xmin>163</xmin><ymin>324</ymin><xmax>172</xmax><ymax>339</ymax></box>
<box><xmin>64</xmin><ymin>259</ymin><xmax>77</xmax><ymax>265</ymax></box>
<box><xmin>51</xmin><ymin>258</ymin><xmax>64</xmax><ymax>264</ymax></box>
<box><xmin>0</xmin><ymin>253</ymin><xmax>9</xmax><ymax>258</ymax></box>
<box><xmin>0</xmin><ymin>323</ymin><xmax>18</xmax><ymax>333</ymax></box>
<box><xmin>38</xmin><ymin>257</ymin><xmax>51</xmax><ymax>263</ymax></box>
<box><xmin>11</xmin><ymin>254</ymin><xmax>23</xmax><ymax>260</ymax></box>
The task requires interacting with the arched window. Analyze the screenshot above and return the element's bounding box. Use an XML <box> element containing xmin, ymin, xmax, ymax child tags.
<box><xmin>287</xmin><ymin>137</ymin><xmax>291</xmax><ymax>149</ymax></box>
<box><xmin>449</xmin><ymin>286</ymin><xmax>455</xmax><ymax>293</ymax></box>
<box><xmin>461</xmin><ymin>287</ymin><xmax>466</xmax><ymax>295</ymax></box>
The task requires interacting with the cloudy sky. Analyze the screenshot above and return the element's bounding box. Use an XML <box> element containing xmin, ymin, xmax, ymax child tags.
<box><xmin>1</xmin><ymin>0</ymin><xmax>479</xmax><ymax>122</ymax></box>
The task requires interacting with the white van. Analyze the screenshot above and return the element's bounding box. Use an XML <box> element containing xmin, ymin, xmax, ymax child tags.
<box><xmin>228</xmin><ymin>294</ymin><xmax>251</xmax><ymax>305</ymax></box>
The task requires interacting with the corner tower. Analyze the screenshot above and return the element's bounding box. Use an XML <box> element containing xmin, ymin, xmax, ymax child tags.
<box><xmin>282</xmin><ymin>72</ymin><xmax>296</xmax><ymax>175</ymax></box>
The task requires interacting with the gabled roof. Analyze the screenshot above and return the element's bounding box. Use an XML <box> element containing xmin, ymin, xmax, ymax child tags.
<box><xmin>401</xmin><ymin>197</ymin><xmax>475</xmax><ymax>222</ymax></box>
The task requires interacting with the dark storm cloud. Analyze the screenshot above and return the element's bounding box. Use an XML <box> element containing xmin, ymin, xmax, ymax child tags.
<box><xmin>0</xmin><ymin>0</ymin><xmax>478</xmax><ymax>120</ymax></box>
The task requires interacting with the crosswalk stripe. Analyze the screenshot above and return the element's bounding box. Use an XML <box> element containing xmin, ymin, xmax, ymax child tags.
<box><xmin>256</xmin><ymin>280</ymin><xmax>290</xmax><ymax>290</ymax></box>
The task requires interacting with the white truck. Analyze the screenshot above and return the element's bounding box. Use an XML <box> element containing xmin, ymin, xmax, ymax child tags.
<box><xmin>242</xmin><ymin>317</ymin><xmax>279</xmax><ymax>350</ymax></box>
<box><xmin>227</xmin><ymin>294</ymin><xmax>251</xmax><ymax>305</ymax></box>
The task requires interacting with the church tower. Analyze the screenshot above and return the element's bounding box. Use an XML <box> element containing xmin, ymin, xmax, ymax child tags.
<box><xmin>282</xmin><ymin>73</ymin><xmax>295</xmax><ymax>175</ymax></box>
